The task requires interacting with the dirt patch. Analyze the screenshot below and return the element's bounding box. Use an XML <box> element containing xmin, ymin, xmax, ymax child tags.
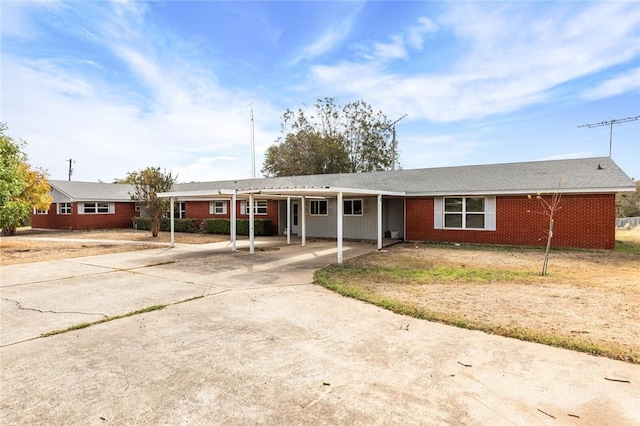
<box><xmin>332</xmin><ymin>243</ymin><xmax>640</xmax><ymax>362</ymax></box>
<box><xmin>0</xmin><ymin>229</ymin><xmax>231</xmax><ymax>265</ymax></box>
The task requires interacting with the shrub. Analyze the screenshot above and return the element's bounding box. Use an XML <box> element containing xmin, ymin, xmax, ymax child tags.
<box><xmin>204</xmin><ymin>219</ymin><xmax>231</xmax><ymax>235</ymax></box>
<box><xmin>134</xmin><ymin>217</ymin><xmax>200</xmax><ymax>233</ymax></box>
<box><xmin>203</xmin><ymin>219</ymin><xmax>273</xmax><ymax>236</ymax></box>
<box><xmin>133</xmin><ymin>217</ymin><xmax>152</xmax><ymax>230</ymax></box>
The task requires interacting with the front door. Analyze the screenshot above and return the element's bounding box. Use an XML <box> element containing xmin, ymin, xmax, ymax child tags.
<box><xmin>291</xmin><ymin>202</ymin><xmax>299</xmax><ymax>235</ymax></box>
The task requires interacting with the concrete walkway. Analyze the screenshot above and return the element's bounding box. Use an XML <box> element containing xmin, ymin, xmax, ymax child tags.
<box><xmin>1</xmin><ymin>239</ymin><xmax>639</xmax><ymax>425</ymax></box>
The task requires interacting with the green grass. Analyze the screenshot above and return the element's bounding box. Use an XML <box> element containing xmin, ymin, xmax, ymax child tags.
<box><xmin>615</xmin><ymin>227</ymin><xmax>640</xmax><ymax>255</ymax></box>
<box><xmin>41</xmin><ymin>304</ymin><xmax>167</xmax><ymax>337</ymax></box>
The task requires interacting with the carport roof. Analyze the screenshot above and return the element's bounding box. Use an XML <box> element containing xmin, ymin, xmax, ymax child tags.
<box><xmin>163</xmin><ymin>156</ymin><xmax>634</xmax><ymax>198</ymax></box>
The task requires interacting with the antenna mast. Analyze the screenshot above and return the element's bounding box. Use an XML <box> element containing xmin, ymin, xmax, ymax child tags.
<box><xmin>67</xmin><ymin>158</ymin><xmax>74</xmax><ymax>181</ymax></box>
<box><xmin>249</xmin><ymin>103</ymin><xmax>256</xmax><ymax>178</ymax></box>
<box><xmin>387</xmin><ymin>114</ymin><xmax>407</xmax><ymax>170</ymax></box>
<box><xmin>578</xmin><ymin>115</ymin><xmax>639</xmax><ymax>157</ymax></box>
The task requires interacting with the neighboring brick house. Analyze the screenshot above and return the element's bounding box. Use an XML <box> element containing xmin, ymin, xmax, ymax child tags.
<box><xmin>33</xmin><ymin>157</ymin><xmax>635</xmax><ymax>250</ymax></box>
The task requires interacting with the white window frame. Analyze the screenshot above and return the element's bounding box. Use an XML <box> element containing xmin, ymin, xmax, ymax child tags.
<box><xmin>242</xmin><ymin>200</ymin><xmax>267</xmax><ymax>215</ymax></box>
<box><xmin>79</xmin><ymin>202</ymin><xmax>115</xmax><ymax>215</ymax></box>
<box><xmin>34</xmin><ymin>208</ymin><xmax>49</xmax><ymax>215</ymax></box>
<box><xmin>310</xmin><ymin>200</ymin><xmax>328</xmax><ymax>216</ymax></box>
<box><xmin>209</xmin><ymin>200</ymin><xmax>227</xmax><ymax>215</ymax></box>
<box><xmin>57</xmin><ymin>203</ymin><xmax>72</xmax><ymax>215</ymax></box>
<box><xmin>343</xmin><ymin>199</ymin><xmax>363</xmax><ymax>216</ymax></box>
<box><xmin>434</xmin><ymin>196</ymin><xmax>496</xmax><ymax>231</ymax></box>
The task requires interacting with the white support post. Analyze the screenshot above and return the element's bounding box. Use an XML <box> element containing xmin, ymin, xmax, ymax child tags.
<box><xmin>170</xmin><ymin>197</ymin><xmax>175</xmax><ymax>248</ymax></box>
<box><xmin>286</xmin><ymin>196</ymin><xmax>291</xmax><ymax>245</ymax></box>
<box><xmin>249</xmin><ymin>193</ymin><xmax>255</xmax><ymax>254</ymax></box>
<box><xmin>301</xmin><ymin>196</ymin><xmax>306</xmax><ymax>246</ymax></box>
<box><xmin>377</xmin><ymin>194</ymin><xmax>383</xmax><ymax>250</ymax></box>
<box><xmin>231</xmin><ymin>193</ymin><xmax>237</xmax><ymax>252</ymax></box>
<box><xmin>337</xmin><ymin>192</ymin><xmax>343</xmax><ymax>264</ymax></box>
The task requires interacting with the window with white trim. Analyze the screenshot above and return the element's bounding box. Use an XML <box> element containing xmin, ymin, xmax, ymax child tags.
<box><xmin>82</xmin><ymin>202</ymin><xmax>113</xmax><ymax>214</ymax></box>
<box><xmin>343</xmin><ymin>199</ymin><xmax>363</xmax><ymax>216</ymax></box>
<box><xmin>310</xmin><ymin>200</ymin><xmax>328</xmax><ymax>216</ymax></box>
<box><xmin>243</xmin><ymin>200</ymin><xmax>267</xmax><ymax>215</ymax></box>
<box><xmin>444</xmin><ymin>197</ymin><xmax>485</xmax><ymax>229</ymax></box>
<box><xmin>34</xmin><ymin>208</ymin><xmax>49</xmax><ymax>215</ymax></box>
<box><xmin>209</xmin><ymin>201</ymin><xmax>227</xmax><ymax>215</ymax></box>
<box><xmin>58</xmin><ymin>203</ymin><xmax>72</xmax><ymax>215</ymax></box>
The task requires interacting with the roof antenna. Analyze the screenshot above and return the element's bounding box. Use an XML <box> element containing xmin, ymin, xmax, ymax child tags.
<box><xmin>385</xmin><ymin>114</ymin><xmax>407</xmax><ymax>170</ymax></box>
<box><xmin>578</xmin><ymin>115</ymin><xmax>639</xmax><ymax>157</ymax></box>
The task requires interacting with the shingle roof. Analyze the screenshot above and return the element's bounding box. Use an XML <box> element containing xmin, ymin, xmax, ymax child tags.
<box><xmin>173</xmin><ymin>157</ymin><xmax>635</xmax><ymax>196</ymax></box>
<box><xmin>49</xmin><ymin>157</ymin><xmax>635</xmax><ymax>201</ymax></box>
<box><xmin>49</xmin><ymin>180</ymin><xmax>135</xmax><ymax>202</ymax></box>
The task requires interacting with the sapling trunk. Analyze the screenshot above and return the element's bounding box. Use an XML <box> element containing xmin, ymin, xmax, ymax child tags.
<box><xmin>542</xmin><ymin>218</ymin><xmax>554</xmax><ymax>276</ymax></box>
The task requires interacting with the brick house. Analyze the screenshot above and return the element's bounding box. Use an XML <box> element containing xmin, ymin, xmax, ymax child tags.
<box><xmin>33</xmin><ymin>157</ymin><xmax>635</xmax><ymax>251</ymax></box>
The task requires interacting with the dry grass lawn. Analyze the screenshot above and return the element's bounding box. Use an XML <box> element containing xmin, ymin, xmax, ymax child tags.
<box><xmin>317</xmin><ymin>227</ymin><xmax>640</xmax><ymax>363</ymax></box>
<box><xmin>0</xmin><ymin>228</ymin><xmax>230</xmax><ymax>265</ymax></box>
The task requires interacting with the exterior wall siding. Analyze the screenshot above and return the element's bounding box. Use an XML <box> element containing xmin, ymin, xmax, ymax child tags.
<box><xmin>405</xmin><ymin>194</ymin><xmax>616</xmax><ymax>250</ymax></box>
<box><xmin>31</xmin><ymin>202</ymin><xmax>137</xmax><ymax>230</ymax></box>
<box><xmin>302</xmin><ymin>196</ymin><xmax>380</xmax><ymax>240</ymax></box>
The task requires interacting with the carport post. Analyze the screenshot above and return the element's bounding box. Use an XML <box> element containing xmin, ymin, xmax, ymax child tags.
<box><xmin>286</xmin><ymin>196</ymin><xmax>291</xmax><ymax>245</ymax></box>
<box><xmin>170</xmin><ymin>197</ymin><xmax>175</xmax><ymax>248</ymax></box>
<box><xmin>231</xmin><ymin>192</ymin><xmax>237</xmax><ymax>252</ymax></box>
<box><xmin>249</xmin><ymin>193</ymin><xmax>255</xmax><ymax>254</ymax></box>
<box><xmin>337</xmin><ymin>192</ymin><xmax>343</xmax><ymax>264</ymax></box>
<box><xmin>377</xmin><ymin>194</ymin><xmax>382</xmax><ymax>250</ymax></box>
<box><xmin>301</xmin><ymin>196</ymin><xmax>306</xmax><ymax>246</ymax></box>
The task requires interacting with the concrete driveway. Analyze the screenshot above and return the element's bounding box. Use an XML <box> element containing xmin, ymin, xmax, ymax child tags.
<box><xmin>1</xmin><ymin>238</ymin><xmax>639</xmax><ymax>425</ymax></box>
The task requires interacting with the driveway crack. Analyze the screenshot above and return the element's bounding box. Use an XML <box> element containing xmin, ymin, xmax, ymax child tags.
<box><xmin>2</xmin><ymin>298</ymin><xmax>108</xmax><ymax>318</ymax></box>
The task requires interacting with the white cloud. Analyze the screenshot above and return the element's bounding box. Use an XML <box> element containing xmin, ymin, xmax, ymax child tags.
<box><xmin>407</xmin><ymin>17</ymin><xmax>438</xmax><ymax>50</ymax></box>
<box><xmin>306</xmin><ymin>2</ymin><xmax>640</xmax><ymax>123</ymax></box>
<box><xmin>1</xmin><ymin>2</ymin><xmax>281</xmax><ymax>183</ymax></box>
<box><xmin>581</xmin><ymin>67</ymin><xmax>640</xmax><ymax>100</ymax></box>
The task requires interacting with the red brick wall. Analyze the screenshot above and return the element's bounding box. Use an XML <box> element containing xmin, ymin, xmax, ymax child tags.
<box><xmin>406</xmin><ymin>194</ymin><xmax>616</xmax><ymax>250</ymax></box>
<box><xmin>30</xmin><ymin>202</ymin><xmax>137</xmax><ymax>230</ymax></box>
<box><xmin>181</xmin><ymin>200</ymin><xmax>280</xmax><ymax>234</ymax></box>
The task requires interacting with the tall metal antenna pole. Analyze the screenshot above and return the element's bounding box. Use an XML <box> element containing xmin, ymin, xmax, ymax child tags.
<box><xmin>248</xmin><ymin>103</ymin><xmax>256</xmax><ymax>178</ymax></box>
<box><xmin>387</xmin><ymin>114</ymin><xmax>407</xmax><ymax>170</ymax></box>
<box><xmin>67</xmin><ymin>158</ymin><xmax>73</xmax><ymax>181</ymax></box>
<box><xmin>578</xmin><ymin>115</ymin><xmax>639</xmax><ymax>157</ymax></box>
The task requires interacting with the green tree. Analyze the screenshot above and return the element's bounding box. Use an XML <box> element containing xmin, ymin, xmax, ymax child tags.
<box><xmin>616</xmin><ymin>180</ymin><xmax>640</xmax><ymax>217</ymax></box>
<box><xmin>0</xmin><ymin>124</ymin><xmax>53</xmax><ymax>235</ymax></box>
<box><xmin>262</xmin><ymin>98</ymin><xmax>396</xmax><ymax>177</ymax></box>
<box><xmin>127</xmin><ymin>167</ymin><xmax>176</xmax><ymax>237</ymax></box>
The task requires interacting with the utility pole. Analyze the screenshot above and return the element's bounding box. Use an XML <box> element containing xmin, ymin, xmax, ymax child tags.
<box><xmin>578</xmin><ymin>115</ymin><xmax>639</xmax><ymax>157</ymax></box>
<box><xmin>387</xmin><ymin>114</ymin><xmax>407</xmax><ymax>170</ymax></box>
<box><xmin>67</xmin><ymin>158</ymin><xmax>74</xmax><ymax>181</ymax></box>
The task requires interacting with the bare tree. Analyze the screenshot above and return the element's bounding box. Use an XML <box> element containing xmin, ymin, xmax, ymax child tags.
<box><xmin>528</xmin><ymin>179</ymin><xmax>563</xmax><ymax>276</ymax></box>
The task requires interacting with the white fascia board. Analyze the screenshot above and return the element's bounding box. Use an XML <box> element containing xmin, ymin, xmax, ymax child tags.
<box><xmin>409</xmin><ymin>187</ymin><xmax>636</xmax><ymax>197</ymax></box>
<box><xmin>237</xmin><ymin>187</ymin><xmax>406</xmax><ymax>197</ymax></box>
<box><xmin>157</xmin><ymin>189</ymin><xmax>237</xmax><ymax>198</ymax></box>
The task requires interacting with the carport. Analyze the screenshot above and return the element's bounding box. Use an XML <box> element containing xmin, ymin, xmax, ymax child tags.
<box><xmin>158</xmin><ymin>186</ymin><xmax>405</xmax><ymax>263</ymax></box>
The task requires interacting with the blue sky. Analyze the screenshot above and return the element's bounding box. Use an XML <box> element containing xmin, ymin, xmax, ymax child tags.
<box><xmin>1</xmin><ymin>0</ymin><xmax>639</xmax><ymax>183</ymax></box>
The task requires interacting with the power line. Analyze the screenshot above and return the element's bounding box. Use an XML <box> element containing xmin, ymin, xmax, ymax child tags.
<box><xmin>578</xmin><ymin>115</ymin><xmax>639</xmax><ymax>157</ymax></box>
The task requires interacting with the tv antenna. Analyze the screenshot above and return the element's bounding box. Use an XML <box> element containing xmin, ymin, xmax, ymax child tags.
<box><xmin>386</xmin><ymin>114</ymin><xmax>407</xmax><ymax>170</ymax></box>
<box><xmin>578</xmin><ymin>115</ymin><xmax>639</xmax><ymax>157</ymax></box>
<box><xmin>66</xmin><ymin>158</ymin><xmax>74</xmax><ymax>181</ymax></box>
<box><xmin>248</xmin><ymin>103</ymin><xmax>256</xmax><ymax>178</ymax></box>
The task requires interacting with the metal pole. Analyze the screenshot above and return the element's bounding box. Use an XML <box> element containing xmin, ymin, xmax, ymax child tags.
<box><xmin>337</xmin><ymin>192</ymin><xmax>343</xmax><ymax>264</ymax></box>
<box><xmin>249</xmin><ymin>194</ymin><xmax>255</xmax><ymax>254</ymax></box>
<box><xmin>170</xmin><ymin>197</ymin><xmax>175</xmax><ymax>247</ymax></box>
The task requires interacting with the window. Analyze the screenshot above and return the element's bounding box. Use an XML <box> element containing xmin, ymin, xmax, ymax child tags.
<box><xmin>444</xmin><ymin>197</ymin><xmax>485</xmax><ymax>229</ymax></box>
<box><xmin>310</xmin><ymin>200</ymin><xmax>328</xmax><ymax>216</ymax></box>
<box><xmin>243</xmin><ymin>200</ymin><xmax>267</xmax><ymax>215</ymax></box>
<box><xmin>343</xmin><ymin>199</ymin><xmax>363</xmax><ymax>216</ymax></box>
<box><xmin>58</xmin><ymin>203</ymin><xmax>72</xmax><ymax>215</ymax></box>
<box><xmin>34</xmin><ymin>208</ymin><xmax>49</xmax><ymax>215</ymax></box>
<box><xmin>82</xmin><ymin>202</ymin><xmax>112</xmax><ymax>214</ymax></box>
<box><xmin>174</xmin><ymin>202</ymin><xmax>186</xmax><ymax>219</ymax></box>
<box><xmin>209</xmin><ymin>201</ymin><xmax>227</xmax><ymax>215</ymax></box>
